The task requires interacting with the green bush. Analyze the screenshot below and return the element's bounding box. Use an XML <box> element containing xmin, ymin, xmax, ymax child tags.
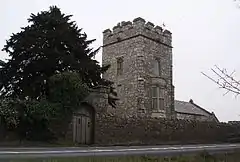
<box><xmin>0</xmin><ymin>72</ymin><xmax>89</xmax><ymax>141</ymax></box>
<box><xmin>0</xmin><ymin>98</ymin><xmax>60</xmax><ymax>141</ymax></box>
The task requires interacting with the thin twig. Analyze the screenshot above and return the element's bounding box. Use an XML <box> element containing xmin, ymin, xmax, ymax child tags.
<box><xmin>201</xmin><ymin>65</ymin><xmax>240</xmax><ymax>96</ymax></box>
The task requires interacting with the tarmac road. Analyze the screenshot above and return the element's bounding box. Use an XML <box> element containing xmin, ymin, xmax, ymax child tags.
<box><xmin>0</xmin><ymin>143</ymin><xmax>240</xmax><ymax>159</ymax></box>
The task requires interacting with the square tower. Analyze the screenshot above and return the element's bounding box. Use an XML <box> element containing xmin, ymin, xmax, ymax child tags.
<box><xmin>102</xmin><ymin>17</ymin><xmax>175</xmax><ymax>119</ymax></box>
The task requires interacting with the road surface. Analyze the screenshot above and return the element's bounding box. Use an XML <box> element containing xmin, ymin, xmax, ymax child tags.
<box><xmin>0</xmin><ymin>143</ymin><xmax>240</xmax><ymax>159</ymax></box>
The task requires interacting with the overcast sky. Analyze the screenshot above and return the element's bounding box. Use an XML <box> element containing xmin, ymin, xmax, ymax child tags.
<box><xmin>1</xmin><ymin>0</ymin><xmax>240</xmax><ymax>122</ymax></box>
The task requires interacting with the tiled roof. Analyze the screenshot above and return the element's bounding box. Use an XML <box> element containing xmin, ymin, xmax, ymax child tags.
<box><xmin>174</xmin><ymin>99</ymin><xmax>212</xmax><ymax>116</ymax></box>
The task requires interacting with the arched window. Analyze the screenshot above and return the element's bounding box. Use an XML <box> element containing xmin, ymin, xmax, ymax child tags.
<box><xmin>153</xmin><ymin>59</ymin><xmax>161</xmax><ymax>76</ymax></box>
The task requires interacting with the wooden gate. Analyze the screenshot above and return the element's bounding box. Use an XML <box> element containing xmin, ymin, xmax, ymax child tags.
<box><xmin>73</xmin><ymin>104</ymin><xmax>94</xmax><ymax>144</ymax></box>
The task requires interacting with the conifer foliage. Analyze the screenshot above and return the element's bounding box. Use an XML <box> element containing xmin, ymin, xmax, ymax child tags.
<box><xmin>0</xmin><ymin>6</ymin><xmax>118</xmax><ymax>140</ymax></box>
<box><xmin>1</xmin><ymin>6</ymin><xmax>113</xmax><ymax>101</ymax></box>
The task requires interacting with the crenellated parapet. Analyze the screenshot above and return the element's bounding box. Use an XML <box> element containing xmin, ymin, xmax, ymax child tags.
<box><xmin>103</xmin><ymin>17</ymin><xmax>172</xmax><ymax>47</ymax></box>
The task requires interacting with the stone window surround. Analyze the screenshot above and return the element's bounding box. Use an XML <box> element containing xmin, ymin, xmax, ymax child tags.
<box><xmin>153</xmin><ymin>58</ymin><xmax>161</xmax><ymax>76</ymax></box>
<box><xmin>116</xmin><ymin>56</ymin><xmax>124</xmax><ymax>76</ymax></box>
<box><xmin>151</xmin><ymin>85</ymin><xmax>165</xmax><ymax>113</ymax></box>
<box><xmin>150</xmin><ymin>77</ymin><xmax>167</xmax><ymax>88</ymax></box>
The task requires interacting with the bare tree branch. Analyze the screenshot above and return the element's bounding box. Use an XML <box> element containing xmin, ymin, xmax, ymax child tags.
<box><xmin>202</xmin><ymin>65</ymin><xmax>240</xmax><ymax>96</ymax></box>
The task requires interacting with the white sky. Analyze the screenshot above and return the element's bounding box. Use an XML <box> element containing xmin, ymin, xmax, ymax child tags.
<box><xmin>1</xmin><ymin>0</ymin><xmax>240</xmax><ymax>122</ymax></box>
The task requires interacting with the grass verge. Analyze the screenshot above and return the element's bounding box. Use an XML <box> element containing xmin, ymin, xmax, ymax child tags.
<box><xmin>6</xmin><ymin>151</ymin><xmax>240</xmax><ymax>162</ymax></box>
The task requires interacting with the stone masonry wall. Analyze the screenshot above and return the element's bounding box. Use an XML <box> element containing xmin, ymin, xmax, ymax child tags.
<box><xmin>102</xmin><ymin>17</ymin><xmax>175</xmax><ymax>118</ymax></box>
<box><xmin>94</xmin><ymin>114</ymin><xmax>238</xmax><ymax>146</ymax></box>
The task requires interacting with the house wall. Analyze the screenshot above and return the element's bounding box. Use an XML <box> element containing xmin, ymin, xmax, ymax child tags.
<box><xmin>176</xmin><ymin>112</ymin><xmax>216</xmax><ymax>122</ymax></box>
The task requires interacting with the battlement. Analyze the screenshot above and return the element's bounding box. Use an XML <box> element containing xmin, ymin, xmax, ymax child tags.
<box><xmin>103</xmin><ymin>17</ymin><xmax>172</xmax><ymax>47</ymax></box>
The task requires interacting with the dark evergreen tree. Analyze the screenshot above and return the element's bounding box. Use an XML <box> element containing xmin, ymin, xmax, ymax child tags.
<box><xmin>0</xmin><ymin>60</ymin><xmax>5</xmax><ymax>89</ymax></box>
<box><xmin>1</xmin><ymin>6</ymin><xmax>116</xmax><ymax>106</ymax></box>
<box><xmin>0</xmin><ymin>60</ymin><xmax>5</xmax><ymax>66</ymax></box>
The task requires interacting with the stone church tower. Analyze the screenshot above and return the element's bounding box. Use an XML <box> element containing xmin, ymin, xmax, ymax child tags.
<box><xmin>102</xmin><ymin>17</ymin><xmax>175</xmax><ymax>119</ymax></box>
